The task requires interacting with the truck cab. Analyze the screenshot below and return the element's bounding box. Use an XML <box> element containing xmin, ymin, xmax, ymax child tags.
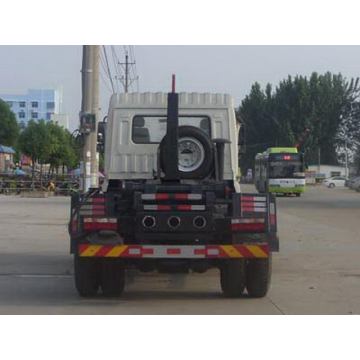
<box><xmin>103</xmin><ymin>92</ymin><xmax>240</xmax><ymax>188</ymax></box>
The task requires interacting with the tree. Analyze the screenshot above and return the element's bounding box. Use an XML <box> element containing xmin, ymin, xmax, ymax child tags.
<box><xmin>238</xmin><ymin>82</ymin><xmax>275</xmax><ymax>173</ymax></box>
<box><xmin>44</xmin><ymin>122</ymin><xmax>79</xmax><ymax>174</ymax></box>
<box><xmin>0</xmin><ymin>99</ymin><xmax>19</xmax><ymax>146</ymax></box>
<box><xmin>63</xmin><ymin>129</ymin><xmax>79</xmax><ymax>170</ymax></box>
<box><xmin>18</xmin><ymin>120</ymin><xmax>79</xmax><ymax>186</ymax></box>
<box><xmin>18</xmin><ymin>120</ymin><xmax>52</xmax><ymax>184</ymax></box>
<box><xmin>239</xmin><ymin>72</ymin><xmax>360</xmax><ymax>173</ymax></box>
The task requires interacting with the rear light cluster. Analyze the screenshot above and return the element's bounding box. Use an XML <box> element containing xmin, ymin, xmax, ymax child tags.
<box><xmin>231</xmin><ymin>218</ymin><xmax>265</xmax><ymax>232</ymax></box>
<box><xmin>79</xmin><ymin>196</ymin><xmax>106</xmax><ymax>216</ymax></box>
<box><xmin>83</xmin><ymin>218</ymin><xmax>117</xmax><ymax>231</ymax></box>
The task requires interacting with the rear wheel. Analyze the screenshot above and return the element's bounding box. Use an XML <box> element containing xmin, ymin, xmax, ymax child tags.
<box><xmin>74</xmin><ymin>255</ymin><xmax>100</xmax><ymax>297</ymax></box>
<box><xmin>220</xmin><ymin>260</ymin><xmax>246</xmax><ymax>297</ymax></box>
<box><xmin>246</xmin><ymin>255</ymin><xmax>272</xmax><ymax>298</ymax></box>
<box><xmin>101</xmin><ymin>259</ymin><xmax>126</xmax><ymax>297</ymax></box>
<box><xmin>328</xmin><ymin>183</ymin><xmax>335</xmax><ymax>188</ymax></box>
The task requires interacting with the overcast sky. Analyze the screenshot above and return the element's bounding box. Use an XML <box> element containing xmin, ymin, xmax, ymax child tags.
<box><xmin>1</xmin><ymin>45</ymin><xmax>360</xmax><ymax>130</ymax></box>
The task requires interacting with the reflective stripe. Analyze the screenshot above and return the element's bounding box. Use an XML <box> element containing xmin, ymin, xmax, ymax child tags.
<box><xmin>141</xmin><ymin>193</ymin><xmax>202</xmax><ymax>201</ymax></box>
<box><xmin>221</xmin><ymin>245</ymin><xmax>243</xmax><ymax>258</ymax></box>
<box><xmin>241</xmin><ymin>196</ymin><xmax>266</xmax><ymax>202</ymax></box>
<box><xmin>143</xmin><ymin>205</ymin><xmax>171</xmax><ymax>211</ymax></box>
<box><xmin>83</xmin><ymin>217</ymin><xmax>117</xmax><ymax>231</ymax></box>
<box><xmin>79</xmin><ymin>210</ymin><xmax>105</xmax><ymax>216</ymax></box>
<box><xmin>79</xmin><ymin>244</ymin><xmax>269</xmax><ymax>258</ymax></box>
<box><xmin>231</xmin><ymin>222</ymin><xmax>266</xmax><ymax>232</ymax></box>
<box><xmin>232</xmin><ymin>218</ymin><xmax>265</xmax><ymax>224</ymax></box>
<box><xmin>177</xmin><ymin>204</ymin><xmax>205</xmax><ymax>211</ymax></box>
<box><xmin>143</xmin><ymin>204</ymin><xmax>205</xmax><ymax>211</ymax></box>
<box><xmin>179</xmin><ymin>194</ymin><xmax>202</xmax><ymax>200</ymax></box>
<box><xmin>245</xmin><ymin>245</ymin><xmax>268</xmax><ymax>258</ymax></box>
<box><xmin>105</xmin><ymin>246</ymin><xmax>127</xmax><ymax>257</ymax></box>
<box><xmin>83</xmin><ymin>218</ymin><xmax>117</xmax><ymax>223</ymax></box>
<box><xmin>80</xmin><ymin>205</ymin><xmax>105</xmax><ymax>211</ymax></box>
<box><xmin>245</xmin><ymin>202</ymin><xmax>266</xmax><ymax>207</ymax></box>
<box><xmin>242</xmin><ymin>207</ymin><xmax>266</xmax><ymax>213</ymax></box>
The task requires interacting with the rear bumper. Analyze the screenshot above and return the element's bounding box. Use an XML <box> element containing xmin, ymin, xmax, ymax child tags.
<box><xmin>78</xmin><ymin>243</ymin><xmax>269</xmax><ymax>258</ymax></box>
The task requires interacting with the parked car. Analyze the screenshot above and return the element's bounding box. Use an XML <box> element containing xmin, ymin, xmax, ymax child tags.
<box><xmin>347</xmin><ymin>176</ymin><xmax>360</xmax><ymax>189</ymax></box>
<box><xmin>323</xmin><ymin>176</ymin><xmax>347</xmax><ymax>188</ymax></box>
<box><xmin>350</xmin><ymin>177</ymin><xmax>360</xmax><ymax>191</ymax></box>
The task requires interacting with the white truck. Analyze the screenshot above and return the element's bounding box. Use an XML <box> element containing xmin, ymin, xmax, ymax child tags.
<box><xmin>69</xmin><ymin>87</ymin><xmax>279</xmax><ymax>298</ymax></box>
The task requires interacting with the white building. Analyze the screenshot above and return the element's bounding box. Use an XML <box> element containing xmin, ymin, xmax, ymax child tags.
<box><xmin>0</xmin><ymin>89</ymin><xmax>62</xmax><ymax>129</ymax></box>
<box><xmin>308</xmin><ymin>164</ymin><xmax>346</xmax><ymax>178</ymax></box>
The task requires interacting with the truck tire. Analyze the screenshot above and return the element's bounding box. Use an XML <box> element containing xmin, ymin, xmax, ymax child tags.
<box><xmin>101</xmin><ymin>259</ymin><xmax>126</xmax><ymax>297</ymax></box>
<box><xmin>220</xmin><ymin>260</ymin><xmax>246</xmax><ymax>298</ymax></box>
<box><xmin>160</xmin><ymin>126</ymin><xmax>213</xmax><ymax>179</ymax></box>
<box><xmin>74</xmin><ymin>255</ymin><xmax>100</xmax><ymax>297</ymax></box>
<box><xmin>246</xmin><ymin>255</ymin><xmax>272</xmax><ymax>298</ymax></box>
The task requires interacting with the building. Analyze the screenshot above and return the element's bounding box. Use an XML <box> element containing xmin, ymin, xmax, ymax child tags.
<box><xmin>307</xmin><ymin>164</ymin><xmax>346</xmax><ymax>179</ymax></box>
<box><xmin>0</xmin><ymin>145</ymin><xmax>15</xmax><ymax>173</ymax></box>
<box><xmin>0</xmin><ymin>89</ymin><xmax>62</xmax><ymax>129</ymax></box>
<box><xmin>51</xmin><ymin>113</ymin><xmax>70</xmax><ymax>130</ymax></box>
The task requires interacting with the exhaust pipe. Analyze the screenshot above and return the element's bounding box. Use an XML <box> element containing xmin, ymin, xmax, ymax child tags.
<box><xmin>193</xmin><ymin>216</ymin><xmax>207</xmax><ymax>229</ymax></box>
<box><xmin>168</xmin><ymin>216</ymin><xmax>181</xmax><ymax>229</ymax></box>
<box><xmin>142</xmin><ymin>216</ymin><xmax>156</xmax><ymax>229</ymax></box>
<box><xmin>213</xmin><ymin>138</ymin><xmax>231</xmax><ymax>181</ymax></box>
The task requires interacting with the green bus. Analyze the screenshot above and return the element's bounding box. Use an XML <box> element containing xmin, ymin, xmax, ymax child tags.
<box><xmin>254</xmin><ymin>147</ymin><xmax>305</xmax><ymax>196</ymax></box>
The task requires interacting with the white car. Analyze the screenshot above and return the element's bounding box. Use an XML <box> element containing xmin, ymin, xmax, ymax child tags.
<box><xmin>323</xmin><ymin>176</ymin><xmax>347</xmax><ymax>188</ymax></box>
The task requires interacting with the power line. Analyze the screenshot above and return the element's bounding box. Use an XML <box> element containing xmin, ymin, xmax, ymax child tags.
<box><xmin>110</xmin><ymin>45</ymin><xmax>121</xmax><ymax>92</ymax></box>
<box><xmin>102</xmin><ymin>45</ymin><xmax>115</xmax><ymax>93</ymax></box>
<box><xmin>99</xmin><ymin>51</ymin><xmax>112</xmax><ymax>87</ymax></box>
<box><xmin>100</xmin><ymin>71</ymin><xmax>113</xmax><ymax>93</ymax></box>
<box><xmin>102</xmin><ymin>45</ymin><xmax>140</xmax><ymax>93</ymax></box>
<box><xmin>129</xmin><ymin>46</ymin><xmax>139</xmax><ymax>91</ymax></box>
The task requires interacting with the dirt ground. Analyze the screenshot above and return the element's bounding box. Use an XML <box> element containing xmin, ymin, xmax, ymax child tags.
<box><xmin>0</xmin><ymin>185</ymin><xmax>359</xmax><ymax>314</ymax></box>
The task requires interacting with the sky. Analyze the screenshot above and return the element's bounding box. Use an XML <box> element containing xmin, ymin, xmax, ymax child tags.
<box><xmin>1</xmin><ymin>45</ymin><xmax>360</xmax><ymax>130</ymax></box>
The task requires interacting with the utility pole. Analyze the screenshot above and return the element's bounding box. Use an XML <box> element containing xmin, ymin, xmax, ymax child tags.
<box><xmin>125</xmin><ymin>53</ymin><xmax>129</xmax><ymax>93</ymax></box>
<box><xmin>80</xmin><ymin>45</ymin><xmax>100</xmax><ymax>192</ymax></box>
<box><xmin>120</xmin><ymin>51</ymin><xmax>136</xmax><ymax>93</ymax></box>
<box><xmin>90</xmin><ymin>45</ymin><xmax>100</xmax><ymax>188</ymax></box>
<box><xmin>80</xmin><ymin>45</ymin><xmax>93</xmax><ymax>192</ymax></box>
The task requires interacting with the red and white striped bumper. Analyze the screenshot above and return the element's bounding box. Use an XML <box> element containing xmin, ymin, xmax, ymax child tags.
<box><xmin>78</xmin><ymin>244</ymin><xmax>269</xmax><ymax>258</ymax></box>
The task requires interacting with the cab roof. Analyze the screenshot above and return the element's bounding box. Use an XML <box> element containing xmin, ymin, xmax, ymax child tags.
<box><xmin>108</xmin><ymin>92</ymin><xmax>233</xmax><ymax>110</ymax></box>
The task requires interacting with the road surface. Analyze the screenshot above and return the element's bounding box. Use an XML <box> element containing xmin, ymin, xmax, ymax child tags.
<box><xmin>0</xmin><ymin>185</ymin><xmax>359</xmax><ymax>314</ymax></box>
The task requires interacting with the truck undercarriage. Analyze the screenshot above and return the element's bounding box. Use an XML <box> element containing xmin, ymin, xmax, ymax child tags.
<box><xmin>70</xmin><ymin>181</ymin><xmax>278</xmax><ymax>297</ymax></box>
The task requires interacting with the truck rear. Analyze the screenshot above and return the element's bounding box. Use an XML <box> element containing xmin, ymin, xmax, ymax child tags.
<box><xmin>69</xmin><ymin>87</ymin><xmax>279</xmax><ymax>298</ymax></box>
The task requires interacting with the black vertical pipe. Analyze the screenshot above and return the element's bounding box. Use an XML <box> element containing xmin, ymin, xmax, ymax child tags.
<box><xmin>217</xmin><ymin>142</ymin><xmax>226</xmax><ymax>181</ymax></box>
<box><xmin>213</xmin><ymin>139</ymin><xmax>230</xmax><ymax>181</ymax></box>
<box><xmin>164</xmin><ymin>92</ymin><xmax>179</xmax><ymax>180</ymax></box>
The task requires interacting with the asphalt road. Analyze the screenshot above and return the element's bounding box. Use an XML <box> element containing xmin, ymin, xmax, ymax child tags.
<box><xmin>0</xmin><ymin>185</ymin><xmax>359</xmax><ymax>314</ymax></box>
